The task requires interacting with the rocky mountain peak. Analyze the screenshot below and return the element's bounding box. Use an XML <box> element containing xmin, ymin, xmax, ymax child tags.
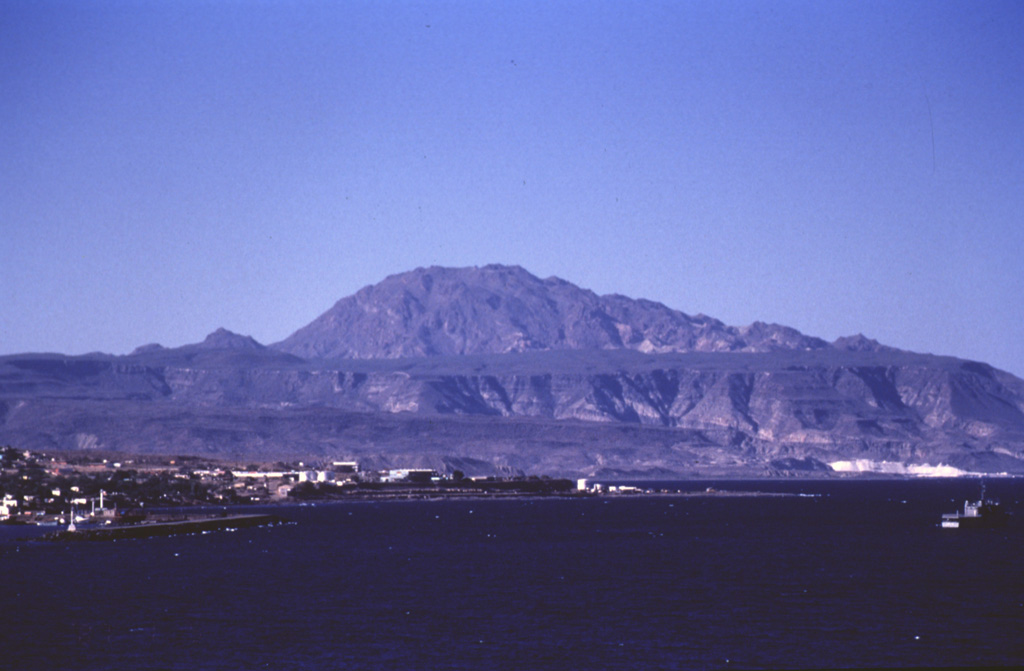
<box><xmin>196</xmin><ymin>328</ymin><xmax>264</xmax><ymax>351</ymax></box>
<box><xmin>273</xmin><ymin>265</ymin><xmax>833</xmax><ymax>360</ymax></box>
<box><xmin>833</xmin><ymin>334</ymin><xmax>888</xmax><ymax>352</ymax></box>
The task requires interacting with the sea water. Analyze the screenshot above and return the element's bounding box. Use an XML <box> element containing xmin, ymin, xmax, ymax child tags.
<box><xmin>2</xmin><ymin>479</ymin><xmax>1022</xmax><ymax>670</ymax></box>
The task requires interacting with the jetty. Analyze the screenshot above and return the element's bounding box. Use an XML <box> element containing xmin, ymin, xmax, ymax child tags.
<box><xmin>41</xmin><ymin>514</ymin><xmax>285</xmax><ymax>541</ymax></box>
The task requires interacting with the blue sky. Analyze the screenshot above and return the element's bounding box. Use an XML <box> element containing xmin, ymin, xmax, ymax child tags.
<box><xmin>3</xmin><ymin>0</ymin><xmax>1023</xmax><ymax>375</ymax></box>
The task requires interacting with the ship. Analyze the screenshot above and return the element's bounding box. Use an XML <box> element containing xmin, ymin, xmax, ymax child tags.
<box><xmin>940</xmin><ymin>485</ymin><xmax>1009</xmax><ymax>529</ymax></box>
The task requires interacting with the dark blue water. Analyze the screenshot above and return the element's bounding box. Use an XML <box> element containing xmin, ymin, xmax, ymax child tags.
<box><xmin>2</xmin><ymin>479</ymin><xmax>1022</xmax><ymax>670</ymax></box>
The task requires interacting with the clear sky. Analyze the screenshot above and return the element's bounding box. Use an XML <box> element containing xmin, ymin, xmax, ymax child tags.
<box><xmin>3</xmin><ymin>0</ymin><xmax>1023</xmax><ymax>375</ymax></box>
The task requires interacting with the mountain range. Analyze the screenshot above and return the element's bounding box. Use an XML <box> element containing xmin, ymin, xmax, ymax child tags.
<box><xmin>3</xmin><ymin>264</ymin><xmax>1023</xmax><ymax>478</ymax></box>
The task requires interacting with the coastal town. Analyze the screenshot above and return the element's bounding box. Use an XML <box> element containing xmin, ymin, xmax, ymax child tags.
<box><xmin>1</xmin><ymin>446</ymin><xmax>798</xmax><ymax>538</ymax></box>
<box><xmin>0</xmin><ymin>446</ymin><xmax>582</xmax><ymax>526</ymax></box>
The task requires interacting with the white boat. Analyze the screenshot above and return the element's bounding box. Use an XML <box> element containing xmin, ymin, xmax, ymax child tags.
<box><xmin>941</xmin><ymin>488</ymin><xmax>1008</xmax><ymax>529</ymax></box>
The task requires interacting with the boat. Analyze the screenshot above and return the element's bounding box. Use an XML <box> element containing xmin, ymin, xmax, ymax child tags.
<box><xmin>940</xmin><ymin>486</ymin><xmax>1009</xmax><ymax>529</ymax></box>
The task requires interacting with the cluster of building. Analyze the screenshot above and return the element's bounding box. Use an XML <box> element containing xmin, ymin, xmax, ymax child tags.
<box><xmin>0</xmin><ymin>446</ymin><xmax>477</xmax><ymax>523</ymax></box>
<box><xmin>2</xmin><ymin>445</ymin><xmax>622</xmax><ymax>526</ymax></box>
<box><xmin>575</xmin><ymin>479</ymin><xmax>643</xmax><ymax>494</ymax></box>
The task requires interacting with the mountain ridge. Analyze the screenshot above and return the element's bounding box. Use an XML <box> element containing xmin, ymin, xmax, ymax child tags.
<box><xmin>1</xmin><ymin>265</ymin><xmax>1022</xmax><ymax>477</ymax></box>
<box><xmin>272</xmin><ymin>265</ymin><xmax>837</xmax><ymax>360</ymax></box>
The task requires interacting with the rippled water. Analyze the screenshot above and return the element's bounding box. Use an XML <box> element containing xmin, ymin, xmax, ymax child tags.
<box><xmin>2</xmin><ymin>479</ymin><xmax>1022</xmax><ymax>670</ymax></box>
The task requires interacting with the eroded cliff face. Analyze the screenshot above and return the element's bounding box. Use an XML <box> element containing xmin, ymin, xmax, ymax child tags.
<box><xmin>3</xmin><ymin>350</ymin><xmax>1024</xmax><ymax>475</ymax></box>
<box><xmin>153</xmin><ymin>356</ymin><xmax>1020</xmax><ymax>425</ymax></box>
<box><xmin>37</xmin><ymin>349</ymin><xmax>1006</xmax><ymax>475</ymax></box>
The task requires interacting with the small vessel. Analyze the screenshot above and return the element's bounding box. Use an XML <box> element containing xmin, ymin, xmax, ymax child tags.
<box><xmin>941</xmin><ymin>485</ymin><xmax>1009</xmax><ymax>529</ymax></box>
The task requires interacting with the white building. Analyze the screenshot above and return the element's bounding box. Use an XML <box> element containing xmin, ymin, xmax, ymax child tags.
<box><xmin>297</xmin><ymin>470</ymin><xmax>333</xmax><ymax>483</ymax></box>
<box><xmin>0</xmin><ymin>495</ymin><xmax>18</xmax><ymax>519</ymax></box>
<box><xmin>382</xmin><ymin>469</ymin><xmax>436</xmax><ymax>483</ymax></box>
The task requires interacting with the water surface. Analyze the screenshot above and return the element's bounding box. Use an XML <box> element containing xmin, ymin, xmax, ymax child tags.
<box><xmin>3</xmin><ymin>479</ymin><xmax>1021</xmax><ymax>670</ymax></box>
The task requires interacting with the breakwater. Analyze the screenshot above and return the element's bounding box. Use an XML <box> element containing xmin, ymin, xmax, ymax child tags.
<box><xmin>41</xmin><ymin>514</ymin><xmax>285</xmax><ymax>541</ymax></box>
